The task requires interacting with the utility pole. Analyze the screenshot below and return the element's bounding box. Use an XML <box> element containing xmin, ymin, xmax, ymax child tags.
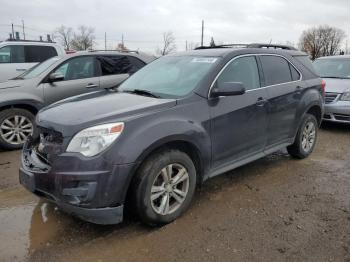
<box><xmin>201</xmin><ymin>20</ymin><xmax>204</xmax><ymax>47</ymax></box>
<box><xmin>104</xmin><ymin>32</ymin><xmax>107</xmax><ymax>50</ymax></box>
<box><xmin>186</xmin><ymin>40</ymin><xmax>188</xmax><ymax>51</ymax></box>
<box><xmin>122</xmin><ymin>34</ymin><xmax>124</xmax><ymax>49</ymax></box>
<box><xmin>11</xmin><ymin>23</ymin><xmax>14</xmax><ymax>40</ymax></box>
<box><xmin>22</xmin><ymin>20</ymin><xmax>25</xmax><ymax>40</ymax></box>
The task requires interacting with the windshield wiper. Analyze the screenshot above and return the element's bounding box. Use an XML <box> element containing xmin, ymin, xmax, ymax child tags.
<box><xmin>11</xmin><ymin>76</ymin><xmax>24</xmax><ymax>80</ymax></box>
<box><xmin>123</xmin><ymin>89</ymin><xmax>161</xmax><ymax>98</ymax></box>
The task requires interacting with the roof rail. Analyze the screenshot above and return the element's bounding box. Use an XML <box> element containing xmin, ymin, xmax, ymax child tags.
<box><xmin>5</xmin><ymin>38</ymin><xmax>56</xmax><ymax>44</ymax></box>
<box><xmin>194</xmin><ymin>43</ymin><xmax>298</xmax><ymax>51</ymax></box>
<box><xmin>87</xmin><ymin>49</ymin><xmax>139</xmax><ymax>54</ymax></box>
<box><xmin>247</xmin><ymin>43</ymin><xmax>297</xmax><ymax>50</ymax></box>
<box><xmin>195</xmin><ymin>44</ymin><xmax>248</xmax><ymax>50</ymax></box>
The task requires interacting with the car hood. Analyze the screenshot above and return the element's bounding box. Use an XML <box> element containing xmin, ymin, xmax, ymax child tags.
<box><xmin>323</xmin><ymin>78</ymin><xmax>350</xmax><ymax>93</ymax></box>
<box><xmin>37</xmin><ymin>91</ymin><xmax>177</xmax><ymax>137</ymax></box>
<box><xmin>0</xmin><ymin>79</ymin><xmax>25</xmax><ymax>90</ymax></box>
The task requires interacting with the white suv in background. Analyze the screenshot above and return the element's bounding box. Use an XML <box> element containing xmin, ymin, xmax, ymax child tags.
<box><xmin>0</xmin><ymin>40</ymin><xmax>65</xmax><ymax>82</ymax></box>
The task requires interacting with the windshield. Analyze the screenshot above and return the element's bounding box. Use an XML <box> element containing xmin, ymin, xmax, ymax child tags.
<box><xmin>118</xmin><ymin>56</ymin><xmax>220</xmax><ymax>98</ymax></box>
<box><xmin>17</xmin><ymin>56</ymin><xmax>62</xmax><ymax>79</ymax></box>
<box><xmin>313</xmin><ymin>58</ymin><xmax>350</xmax><ymax>79</ymax></box>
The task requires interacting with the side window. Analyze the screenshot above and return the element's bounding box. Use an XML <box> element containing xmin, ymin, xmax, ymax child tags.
<box><xmin>53</xmin><ymin>56</ymin><xmax>95</xmax><ymax>81</ymax></box>
<box><xmin>289</xmin><ymin>64</ymin><xmax>301</xmax><ymax>81</ymax></box>
<box><xmin>0</xmin><ymin>46</ymin><xmax>11</xmax><ymax>63</ymax></box>
<box><xmin>25</xmin><ymin>46</ymin><xmax>58</xmax><ymax>63</ymax></box>
<box><xmin>217</xmin><ymin>56</ymin><xmax>260</xmax><ymax>91</ymax></box>
<box><xmin>128</xmin><ymin>56</ymin><xmax>146</xmax><ymax>74</ymax></box>
<box><xmin>0</xmin><ymin>45</ymin><xmax>25</xmax><ymax>63</ymax></box>
<box><xmin>98</xmin><ymin>55</ymin><xmax>133</xmax><ymax>75</ymax></box>
<box><xmin>260</xmin><ymin>56</ymin><xmax>292</xmax><ymax>86</ymax></box>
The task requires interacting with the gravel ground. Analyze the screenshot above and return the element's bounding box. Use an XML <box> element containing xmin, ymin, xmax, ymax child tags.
<box><xmin>0</xmin><ymin>122</ymin><xmax>349</xmax><ymax>262</ymax></box>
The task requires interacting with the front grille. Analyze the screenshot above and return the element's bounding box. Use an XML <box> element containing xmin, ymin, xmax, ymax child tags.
<box><xmin>325</xmin><ymin>92</ymin><xmax>339</xmax><ymax>104</ymax></box>
<box><xmin>333</xmin><ymin>114</ymin><xmax>350</xmax><ymax>122</ymax></box>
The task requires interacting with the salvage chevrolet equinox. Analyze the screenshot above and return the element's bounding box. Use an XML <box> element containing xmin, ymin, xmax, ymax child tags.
<box><xmin>20</xmin><ymin>44</ymin><xmax>324</xmax><ymax>225</ymax></box>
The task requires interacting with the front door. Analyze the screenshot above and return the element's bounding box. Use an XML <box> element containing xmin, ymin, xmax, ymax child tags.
<box><xmin>42</xmin><ymin>56</ymin><xmax>100</xmax><ymax>105</ymax></box>
<box><xmin>210</xmin><ymin>56</ymin><xmax>268</xmax><ymax>170</ymax></box>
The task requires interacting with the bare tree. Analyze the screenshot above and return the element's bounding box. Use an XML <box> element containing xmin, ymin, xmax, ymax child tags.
<box><xmin>299</xmin><ymin>25</ymin><xmax>346</xmax><ymax>60</ymax></box>
<box><xmin>71</xmin><ymin>26</ymin><xmax>95</xmax><ymax>51</ymax></box>
<box><xmin>156</xmin><ymin>31</ymin><xmax>176</xmax><ymax>56</ymax></box>
<box><xmin>54</xmin><ymin>25</ymin><xmax>73</xmax><ymax>50</ymax></box>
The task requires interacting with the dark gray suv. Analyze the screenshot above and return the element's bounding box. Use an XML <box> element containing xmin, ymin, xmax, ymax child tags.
<box><xmin>0</xmin><ymin>51</ymin><xmax>154</xmax><ymax>149</ymax></box>
<box><xmin>19</xmin><ymin>44</ymin><xmax>324</xmax><ymax>225</ymax></box>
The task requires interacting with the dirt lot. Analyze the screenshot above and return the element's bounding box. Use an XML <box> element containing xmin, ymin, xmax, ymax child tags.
<box><xmin>0</xmin><ymin>122</ymin><xmax>349</xmax><ymax>262</ymax></box>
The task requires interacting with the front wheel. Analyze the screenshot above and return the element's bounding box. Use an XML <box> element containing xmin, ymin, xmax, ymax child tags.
<box><xmin>0</xmin><ymin>109</ymin><xmax>35</xmax><ymax>150</ymax></box>
<box><xmin>132</xmin><ymin>150</ymin><xmax>197</xmax><ymax>226</ymax></box>
<box><xmin>287</xmin><ymin>113</ymin><xmax>318</xmax><ymax>159</ymax></box>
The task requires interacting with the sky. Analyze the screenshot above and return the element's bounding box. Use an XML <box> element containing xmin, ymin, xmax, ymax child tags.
<box><xmin>0</xmin><ymin>0</ymin><xmax>350</xmax><ymax>54</ymax></box>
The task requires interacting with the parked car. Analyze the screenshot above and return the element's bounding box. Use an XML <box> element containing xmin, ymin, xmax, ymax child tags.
<box><xmin>313</xmin><ymin>55</ymin><xmax>350</xmax><ymax>123</ymax></box>
<box><xmin>0</xmin><ymin>51</ymin><xmax>154</xmax><ymax>149</ymax></box>
<box><xmin>0</xmin><ymin>40</ymin><xmax>66</xmax><ymax>82</ymax></box>
<box><xmin>19</xmin><ymin>44</ymin><xmax>324</xmax><ymax>225</ymax></box>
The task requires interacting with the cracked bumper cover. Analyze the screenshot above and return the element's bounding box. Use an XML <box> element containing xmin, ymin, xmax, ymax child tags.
<box><xmin>19</xmin><ymin>138</ymin><xmax>135</xmax><ymax>225</ymax></box>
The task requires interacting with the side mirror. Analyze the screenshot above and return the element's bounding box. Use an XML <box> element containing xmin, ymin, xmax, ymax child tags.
<box><xmin>211</xmin><ymin>82</ymin><xmax>246</xmax><ymax>97</ymax></box>
<box><xmin>49</xmin><ymin>72</ymin><xmax>64</xmax><ymax>82</ymax></box>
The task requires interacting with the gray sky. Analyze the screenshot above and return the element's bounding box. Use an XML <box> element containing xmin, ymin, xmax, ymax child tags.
<box><xmin>1</xmin><ymin>0</ymin><xmax>350</xmax><ymax>54</ymax></box>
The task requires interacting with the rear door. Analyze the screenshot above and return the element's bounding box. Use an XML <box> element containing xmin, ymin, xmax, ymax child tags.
<box><xmin>210</xmin><ymin>55</ymin><xmax>268</xmax><ymax>170</ymax></box>
<box><xmin>258</xmin><ymin>55</ymin><xmax>302</xmax><ymax>148</ymax></box>
<box><xmin>0</xmin><ymin>45</ymin><xmax>28</xmax><ymax>81</ymax></box>
<box><xmin>42</xmin><ymin>55</ymin><xmax>100</xmax><ymax>105</ymax></box>
<box><xmin>0</xmin><ymin>45</ymin><xmax>59</xmax><ymax>82</ymax></box>
<box><xmin>97</xmin><ymin>55</ymin><xmax>146</xmax><ymax>88</ymax></box>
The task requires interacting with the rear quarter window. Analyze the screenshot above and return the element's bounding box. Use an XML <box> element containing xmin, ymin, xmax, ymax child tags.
<box><xmin>293</xmin><ymin>55</ymin><xmax>317</xmax><ymax>75</ymax></box>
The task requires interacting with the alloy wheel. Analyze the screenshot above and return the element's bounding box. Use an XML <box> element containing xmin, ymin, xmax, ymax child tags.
<box><xmin>0</xmin><ymin>115</ymin><xmax>33</xmax><ymax>145</ymax></box>
<box><xmin>301</xmin><ymin>121</ymin><xmax>316</xmax><ymax>153</ymax></box>
<box><xmin>150</xmin><ymin>163</ymin><xmax>190</xmax><ymax>215</ymax></box>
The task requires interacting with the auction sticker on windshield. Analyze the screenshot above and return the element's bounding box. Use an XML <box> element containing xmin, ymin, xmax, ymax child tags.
<box><xmin>191</xmin><ymin>58</ymin><xmax>218</xmax><ymax>63</ymax></box>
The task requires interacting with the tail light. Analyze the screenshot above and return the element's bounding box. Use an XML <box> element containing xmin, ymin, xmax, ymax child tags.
<box><xmin>321</xmin><ymin>79</ymin><xmax>326</xmax><ymax>97</ymax></box>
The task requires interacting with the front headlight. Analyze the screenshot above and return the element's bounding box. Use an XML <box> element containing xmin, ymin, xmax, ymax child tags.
<box><xmin>66</xmin><ymin>122</ymin><xmax>124</xmax><ymax>157</ymax></box>
<box><xmin>340</xmin><ymin>92</ymin><xmax>350</xmax><ymax>101</ymax></box>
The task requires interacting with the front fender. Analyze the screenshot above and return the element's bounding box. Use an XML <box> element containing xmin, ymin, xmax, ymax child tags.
<box><xmin>106</xmin><ymin>117</ymin><xmax>211</xmax><ymax>169</ymax></box>
<box><xmin>0</xmin><ymin>92</ymin><xmax>44</xmax><ymax>111</ymax></box>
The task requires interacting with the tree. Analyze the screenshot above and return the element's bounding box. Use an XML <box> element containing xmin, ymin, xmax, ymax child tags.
<box><xmin>299</xmin><ymin>25</ymin><xmax>346</xmax><ymax>60</ymax></box>
<box><xmin>71</xmin><ymin>26</ymin><xmax>95</xmax><ymax>51</ymax></box>
<box><xmin>54</xmin><ymin>25</ymin><xmax>73</xmax><ymax>50</ymax></box>
<box><xmin>210</xmin><ymin>37</ymin><xmax>216</xmax><ymax>47</ymax></box>
<box><xmin>156</xmin><ymin>31</ymin><xmax>176</xmax><ymax>56</ymax></box>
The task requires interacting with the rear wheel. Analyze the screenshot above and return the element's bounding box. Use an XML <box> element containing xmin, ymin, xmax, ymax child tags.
<box><xmin>0</xmin><ymin>109</ymin><xmax>35</xmax><ymax>150</ymax></box>
<box><xmin>132</xmin><ymin>150</ymin><xmax>197</xmax><ymax>225</ymax></box>
<box><xmin>287</xmin><ymin>113</ymin><xmax>318</xmax><ymax>159</ymax></box>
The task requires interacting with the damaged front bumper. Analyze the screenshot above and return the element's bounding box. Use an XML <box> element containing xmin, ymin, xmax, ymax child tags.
<box><xmin>19</xmin><ymin>136</ymin><xmax>134</xmax><ymax>225</ymax></box>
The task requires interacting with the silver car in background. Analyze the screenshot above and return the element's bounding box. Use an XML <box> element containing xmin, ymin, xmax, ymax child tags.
<box><xmin>313</xmin><ymin>55</ymin><xmax>350</xmax><ymax>123</ymax></box>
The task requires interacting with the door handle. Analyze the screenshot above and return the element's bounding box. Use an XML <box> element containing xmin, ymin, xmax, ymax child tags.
<box><xmin>16</xmin><ymin>68</ymin><xmax>26</xmax><ymax>71</ymax></box>
<box><xmin>86</xmin><ymin>83</ymin><xmax>98</xmax><ymax>88</ymax></box>
<box><xmin>295</xmin><ymin>86</ymin><xmax>303</xmax><ymax>94</ymax></box>
<box><xmin>256</xmin><ymin>97</ymin><xmax>267</xmax><ymax>106</ymax></box>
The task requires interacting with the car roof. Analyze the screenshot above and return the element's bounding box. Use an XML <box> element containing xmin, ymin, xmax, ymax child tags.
<box><xmin>66</xmin><ymin>51</ymin><xmax>155</xmax><ymax>63</ymax></box>
<box><xmin>172</xmin><ymin>47</ymin><xmax>307</xmax><ymax>58</ymax></box>
<box><xmin>0</xmin><ymin>40</ymin><xmax>60</xmax><ymax>46</ymax></box>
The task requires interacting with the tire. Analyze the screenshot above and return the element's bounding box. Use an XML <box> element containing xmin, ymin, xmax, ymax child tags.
<box><xmin>131</xmin><ymin>150</ymin><xmax>197</xmax><ymax>226</ymax></box>
<box><xmin>0</xmin><ymin>108</ymin><xmax>36</xmax><ymax>150</ymax></box>
<box><xmin>287</xmin><ymin>113</ymin><xmax>318</xmax><ymax>159</ymax></box>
